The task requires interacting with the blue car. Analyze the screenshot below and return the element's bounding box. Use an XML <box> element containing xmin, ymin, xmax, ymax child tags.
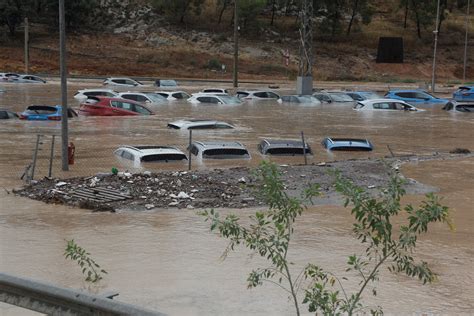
<box><xmin>384</xmin><ymin>89</ymin><xmax>449</xmax><ymax>106</ymax></box>
<box><xmin>453</xmin><ymin>86</ymin><xmax>474</xmax><ymax>101</ymax></box>
<box><xmin>345</xmin><ymin>91</ymin><xmax>382</xmax><ymax>101</ymax></box>
<box><xmin>20</xmin><ymin>105</ymin><xmax>77</xmax><ymax>121</ymax></box>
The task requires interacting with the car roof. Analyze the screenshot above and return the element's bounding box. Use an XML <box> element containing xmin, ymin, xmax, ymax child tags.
<box><xmin>84</xmin><ymin>96</ymin><xmax>143</xmax><ymax>103</ymax></box>
<box><xmin>387</xmin><ymin>89</ymin><xmax>426</xmax><ymax>92</ymax></box>
<box><xmin>191</xmin><ymin>93</ymin><xmax>228</xmax><ymax>97</ymax></box>
<box><xmin>169</xmin><ymin>119</ymin><xmax>232</xmax><ymax>126</ymax></box>
<box><xmin>360</xmin><ymin>98</ymin><xmax>411</xmax><ymax>104</ymax></box>
<box><xmin>79</xmin><ymin>88</ymin><xmax>116</xmax><ymax>92</ymax></box>
<box><xmin>260</xmin><ymin>139</ymin><xmax>310</xmax><ymax>147</ymax></box>
<box><xmin>191</xmin><ymin>141</ymin><xmax>246</xmax><ymax>149</ymax></box>
<box><xmin>325</xmin><ymin>137</ymin><xmax>370</xmax><ymax>143</ymax></box>
<box><xmin>117</xmin><ymin>145</ymin><xmax>185</xmax><ymax>155</ymax></box>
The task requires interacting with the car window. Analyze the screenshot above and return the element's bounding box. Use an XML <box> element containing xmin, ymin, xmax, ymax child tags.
<box><xmin>348</xmin><ymin>93</ymin><xmax>363</xmax><ymax>101</ymax></box>
<box><xmin>413</xmin><ymin>92</ymin><xmax>429</xmax><ymax>99</ymax></box>
<box><xmin>125</xmin><ymin>80</ymin><xmax>136</xmax><ymax>86</ymax></box>
<box><xmin>113</xmin><ymin>79</ymin><xmax>126</xmax><ymax>84</ymax></box>
<box><xmin>134</xmin><ymin>104</ymin><xmax>152</xmax><ymax>115</ymax></box>
<box><xmin>196</xmin><ymin>97</ymin><xmax>211</xmax><ymax>103</ymax></box>
<box><xmin>189</xmin><ymin>124</ymin><xmax>214</xmax><ymax>129</ymax></box>
<box><xmin>395</xmin><ymin>92</ymin><xmax>413</xmax><ymax>98</ymax></box>
<box><xmin>373</xmin><ymin>102</ymin><xmax>391</xmax><ymax>109</ymax></box>
<box><xmin>121</xmin><ymin>151</ymin><xmax>134</xmax><ymax>160</ymax></box>
<box><xmin>121</xmin><ymin>94</ymin><xmax>137</xmax><ymax>101</ymax></box>
<box><xmin>203</xmin><ymin>89</ymin><xmax>222</xmax><ymax>93</ymax></box>
<box><xmin>267</xmin><ymin>92</ymin><xmax>279</xmax><ymax>99</ymax></box>
<box><xmin>281</xmin><ymin>96</ymin><xmax>291</xmax><ymax>102</ymax></box>
<box><xmin>157</xmin><ymin>93</ymin><xmax>168</xmax><ymax>98</ymax></box>
<box><xmin>135</xmin><ymin>95</ymin><xmax>147</xmax><ymax>102</ymax></box>
<box><xmin>457</xmin><ymin>104</ymin><xmax>474</xmax><ymax>112</ymax></box>
<box><xmin>0</xmin><ymin>111</ymin><xmax>8</xmax><ymax>119</ymax></box>
<box><xmin>354</xmin><ymin>102</ymin><xmax>365</xmax><ymax>109</ymax></box>
<box><xmin>8</xmin><ymin>111</ymin><xmax>18</xmax><ymax>118</ymax></box>
<box><xmin>237</xmin><ymin>92</ymin><xmax>249</xmax><ymax>98</ymax></box>
<box><xmin>254</xmin><ymin>92</ymin><xmax>267</xmax><ymax>98</ymax></box>
<box><xmin>393</xmin><ymin>102</ymin><xmax>410</xmax><ymax>110</ymax></box>
<box><xmin>173</xmin><ymin>92</ymin><xmax>187</xmax><ymax>99</ymax></box>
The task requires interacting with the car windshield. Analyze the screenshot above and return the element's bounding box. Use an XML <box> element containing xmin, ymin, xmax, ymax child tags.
<box><xmin>141</xmin><ymin>154</ymin><xmax>187</xmax><ymax>162</ymax></box>
<box><xmin>329</xmin><ymin>92</ymin><xmax>354</xmax><ymax>102</ymax></box>
<box><xmin>219</xmin><ymin>95</ymin><xmax>242</xmax><ymax>104</ymax></box>
<box><xmin>457</xmin><ymin>104</ymin><xmax>474</xmax><ymax>112</ymax></box>
<box><xmin>25</xmin><ymin>106</ymin><xmax>57</xmax><ymax>114</ymax></box>
<box><xmin>145</xmin><ymin>93</ymin><xmax>167</xmax><ymax>102</ymax></box>
<box><xmin>203</xmin><ymin>148</ymin><xmax>249</xmax><ymax>158</ymax></box>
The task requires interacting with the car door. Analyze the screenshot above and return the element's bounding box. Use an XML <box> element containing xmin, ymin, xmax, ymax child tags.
<box><xmin>413</xmin><ymin>92</ymin><xmax>431</xmax><ymax>105</ymax></box>
<box><xmin>394</xmin><ymin>92</ymin><xmax>418</xmax><ymax>105</ymax></box>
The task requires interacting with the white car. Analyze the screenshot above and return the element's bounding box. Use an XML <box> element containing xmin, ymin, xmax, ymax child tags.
<box><xmin>103</xmin><ymin>77</ymin><xmax>143</xmax><ymax>87</ymax></box>
<box><xmin>155</xmin><ymin>91</ymin><xmax>190</xmax><ymax>100</ymax></box>
<box><xmin>168</xmin><ymin>119</ymin><xmax>234</xmax><ymax>130</ymax></box>
<box><xmin>114</xmin><ymin>145</ymin><xmax>187</xmax><ymax>166</ymax></box>
<box><xmin>354</xmin><ymin>99</ymin><xmax>423</xmax><ymax>111</ymax></box>
<box><xmin>201</xmin><ymin>88</ymin><xmax>230</xmax><ymax>94</ymax></box>
<box><xmin>73</xmin><ymin>89</ymin><xmax>119</xmax><ymax>102</ymax></box>
<box><xmin>118</xmin><ymin>92</ymin><xmax>167</xmax><ymax>106</ymax></box>
<box><xmin>187</xmin><ymin>93</ymin><xmax>242</xmax><ymax>105</ymax></box>
<box><xmin>188</xmin><ymin>141</ymin><xmax>250</xmax><ymax>159</ymax></box>
<box><xmin>277</xmin><ymin>95</ymin><xmax>321</xmax><ymax>105</ymax></box>
<box><xmin>10</xmin><ymin>74</ymin><xmax>47</xmax><ymax>83</ymax></box>
<box><xmin>236</xmin><ymin>90</ymin><xmax>280</xmax><ymax>100</ymax></box>
<box><xmin>0</xmin><ymin>72</ymin><xmax>19</xmax><ymax>82</ymax></box>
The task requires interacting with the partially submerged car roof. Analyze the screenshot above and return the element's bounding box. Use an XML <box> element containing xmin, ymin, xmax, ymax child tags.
<box><xmin>167</xmin><ymin>119</ymin><xmax>234</xmax><ymax>129</ymax></box>
<box><xmin>189</xmin><ymin>141</ymin><xmax>250</xmax><ymax>159</ymax></box>
<box><xmin>115</xmin><ymin>145</ymin><xmax>188</xmax><ymax>162</ymax></box>
<box><xmin>258</xmin><ymin>139</ymin><xmax>312</xmax><ymax>155</ymax></box>
<box><xmin>322</xmin><ymin>137</ymin><xmax>373</xmax><ymax>151</ymax></box>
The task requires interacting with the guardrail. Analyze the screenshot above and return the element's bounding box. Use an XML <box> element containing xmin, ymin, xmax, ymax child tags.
<box><xmin>0</xmin><ymin>273</ymin><xmax>165</xmax><ymax>315</ymax></box>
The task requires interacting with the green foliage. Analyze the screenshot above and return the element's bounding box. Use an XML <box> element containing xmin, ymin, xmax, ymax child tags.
<box><xmin>302</xmin><ymin>170</ymin><xmax>451</xmax><ymax>314</ymax></box>
<box><xmin>64</xmin><ymin>239</ymin><xmax>107</xmax><ymax>283</ymax></box>
<box><xmin>200</xmin><ymin>161</ymin><xmax>321</xmax><ymax>316</ymax></box>
<box><xmin>201</xmin><ymin>161</ymin><xmax>451</xmax><ymax>315</ymax></box>
<box><xmin>207</xmin><ymin>58</ymin><xmax>222</xmax><ymax>70</ymax></box>
<box><xmin>42</xmin><ymin>0</ymin><xmax>99</xmax><ymax>29</ymax></box>
<box><xmin>152</xmin><ymin>0</ymin><xmax>205</xmax><ymax>23</ymax></box>
<box><xmin>239</xmin><ymin>0</ymin><xmax>266</xmax><ymax>31</ymax></box>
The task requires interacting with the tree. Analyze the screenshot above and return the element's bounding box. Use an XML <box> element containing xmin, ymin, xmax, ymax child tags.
<box><xmin>346</xmin><ymin>0</ymin><xmax>374</xmax><ymax>35</ymax></box>
<box><xmin>201</xmin><ymin>162</ymin><xmax>451</xmax><ymax>315</ymax></box>
<box><xmin>41</xmin><ymin>0</ymin><xmax>99</xmax><ymax>30</ymax></box>
<box><xmin>238</xmin><ymin>0</ymin><xmax>266</xmax><ymax>31</ymax></box>
<box><xmin>0</xmin><ymin>0</ymin><xmax>26</xmax><ymax>36</ymax></box>
<box><xmin>152</xmin><ymin>0</ymin><xmax>205</xmax><ymax>24</ymax></box>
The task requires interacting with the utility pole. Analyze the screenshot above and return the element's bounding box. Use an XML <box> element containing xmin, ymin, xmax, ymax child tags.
<box><xmin>233</xmin><ymin>0</ymin><xmax>239</xmax><ymax>88</ymax></box>
<box><xmin>296</xmin><ymin>0</ymin><xmax>313</xmax><ymax>95</ymax></box>
<box><xmin>59</xmin><ymin>0</ymin><xmax>69</xmax><ymax>171</ymax></box>
<box><xmin>463</xmin><ymin>0</ymin><xmax>471</xmax><ymax>81</ymax></box>
<box><xmin>24</xmin><ymin>17</ymin><xmax>29</xmax><ymax>74</ymax></box>
<box><xmin>431</xmin><ymin>0</ymin><xmax>441</xmax><ymax>93</ymax></box>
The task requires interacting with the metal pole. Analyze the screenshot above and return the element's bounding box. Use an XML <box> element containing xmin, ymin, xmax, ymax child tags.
<box><xmin>24</xmin><ymin>17</ymin><xmax>29</xmax><ymax>74</ymax></box>
<box><xmin>233</xmin><ymin>0</ymin><xmax>239</xmax><ymax>88</ymax></box>
<box><xmin>301</xmin><ymin>131</ymin><xmax>307</xmax><ymax>165</ymax></box>
<box><xmin>431</xmin><ymin>0</ymin><xmax>441</xmax><ymax>93</ymax></box>
<box><xmin>31</xmin><ymin>135</ymin><xmax>41</xmax><ymax>181</ymax></box>
<box><xmin>59</xmin><ymin>0</ymin><xmax>69</xmax><ymax>171</ymax></box>
<box><xmin>463</xmin><ymin>0</ymin><xmax>471</xmax><ymax>81</ymax></box>
<box><xmin>48</xmin><ymin>135</ymin><xmax>56</xmax><ymax>178</ymax></box>
<box><xmin>188</xmin><ymin>129</ymin><xmax>192</xmax><ymax>171</ymax></box>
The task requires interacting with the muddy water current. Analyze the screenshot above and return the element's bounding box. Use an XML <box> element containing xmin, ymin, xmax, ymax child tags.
<box><xmin>0</xmin><ymin>82</ymin><xmax>473</xmax><ymax>315</ymax></box>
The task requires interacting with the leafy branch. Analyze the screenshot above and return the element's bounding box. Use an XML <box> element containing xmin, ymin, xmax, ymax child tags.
<box><xmin>64</xmin><ymin>239</ymin><xmax>107</xmax><ymax>283</ymax></box>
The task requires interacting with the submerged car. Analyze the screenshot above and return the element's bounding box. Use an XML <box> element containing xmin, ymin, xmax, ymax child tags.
<box><xmin>277</xmin><ymin>95</ymin><xmax>321</xmax><ymax>105</ymax></box>
<box><xmin>19</xmin><ymin>105</ymin><xmax>77</xmax><ymax>121</ymax></box>
<box><xmin>155</xmin><ymin>91</ymin><xmax>191</xmax><ymax>100</ymax></box>
<box><xmin>74</xmin><ymin>89</ymin><xmax>119</xmax><ymax>102</ymax></box>
<box><xmin>188</xmin><ymin>141</ymin><xmax>250</xmax><ymax>159</ymax></box>
<box><xmin>118</xmin><ymin>92</ymin><xmax>167</xmax><ymax>106</ymax></box>
<box><xmin>236</xmin><ymin>90</ymin><xmax>280</xmax><ymax>100</ymax></box>
<box><xmin>10</xmin><ymin>74</ymin><xmax>46</xmax><ymax>83</ymax></box>
<box><xmin>442</xmin><ymin>101</ymin><xmax>474</xmax><ymax>112</ymax></box>
<box><xmin>322</xmin><ymin>137</ymin><xmax>373</xmax><ymax>151</ymax></box>
<box><xmin>0</xmin><ymin>73</ymin><xmax>19</xmax><ymax>82</ymax></box>
<box><xmin>103</xmin><ymin>77</ymin><xmax>143</xmax><ymax>87</ymax></box>
<box><xmin>258</xmin><ymin>139</ymin><xmax>312</xmax><ymax>156</ymax></box>
<box><xmin>312</xmin><ymin>91</ymin><xmax>355</xmax><ymax>103</ymax></box>
<box><xmin>155</xmin><ymin>79</ymin><xmax>178</xmax><ymax>88</ymax></box>
<box><xmin>452</xmin><ymin>86</ymin><xmax>474</xmax><ymax>101</ymax></box>
<box><xmin>345</xmin><ymin>91</ymin><xmax>382</xmax><ymax>101</ymax></box>
<box><xmin>187</xmin><ymin>93</ymin><xmax>242</xmax><ymax>105</ymax></box>
<box><xmin>0</xmin><ymin>108</ymin><xmax>19</xmax><ymax>119</ymax></box>
<box><xmin>353</xmin><ymin>99</ymin><xmax>422</xmax><ymax>111</ymax></box>
<box><xmin>384</xmin><ymin>89</ymin><xmax>449</xmax><ymax>106</ymax></box>
<box><xmin>114</xmin><ymin>145</ymin><xmax>187</xmax><ymax>164</ymax></box>
<box><xmin>79</xmin><ymin>96</ymin><xmax>154</xmax><ymax>116</ymax></box>
<box><xmin>168</xmin><ymin>119</ymin><xmax>234</xmax><ymax>130</ymax></box>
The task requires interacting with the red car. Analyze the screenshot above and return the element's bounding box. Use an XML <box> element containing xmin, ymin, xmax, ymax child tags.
<box><xmin>79</xmin><ymin>96</ymin><xmax>154</xmax><ymax>116</ymax></box>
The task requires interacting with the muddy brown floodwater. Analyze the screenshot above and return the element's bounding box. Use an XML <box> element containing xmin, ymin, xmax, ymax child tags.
<box><xmin>0</xmin><ymin>81</ymin><xmax>473</xmax><ymax>315</ymax></box>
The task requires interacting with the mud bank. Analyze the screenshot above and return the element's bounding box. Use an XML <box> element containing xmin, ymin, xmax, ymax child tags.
<box><xmin>15</xmin><ymin>153</ymin><xmax>470</xmax><ymax>212</ymax></box>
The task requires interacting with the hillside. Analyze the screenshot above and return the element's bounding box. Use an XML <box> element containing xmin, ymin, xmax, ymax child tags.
<box><xmin>0</xmin><ymin>0</ymin><xmax>472</xmax><ymax>83</ymax></box>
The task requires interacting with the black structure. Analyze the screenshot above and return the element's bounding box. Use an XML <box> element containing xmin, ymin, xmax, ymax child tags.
<box><xmin>376</xmin><ymin>37</ymin><xmax>404</xmax><ymax>63</ymax></box>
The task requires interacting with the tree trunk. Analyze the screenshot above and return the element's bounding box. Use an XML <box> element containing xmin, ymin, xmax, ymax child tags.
<box><xmin>347</xmin><ymin>0</ymin><xmax>359</xmax><ymax>35</ymax></box>
<box><xmin>403</xmin><ymin>0</ymin><xmax>409</xmax><ymax>29</ymax></box>
<box><xmin>271</xmin><ymin>0</ymin><xmax>276</xmax><ymax>26</ymax></box>
<box><xmin>411</xmin><ymin>0</ymin><xmax>422</xmax><ymax>39</ymax></box>
<box><xmin>218</xmin><ymin>0</ymin><xmax>228</xmax><ymax>24</ymax></box>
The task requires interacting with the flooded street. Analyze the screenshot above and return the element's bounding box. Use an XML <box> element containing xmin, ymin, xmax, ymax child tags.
<box><xmin>0</xmin><ymin>81</ymin><xmax>473</xmax><ymax>315</ymax></box>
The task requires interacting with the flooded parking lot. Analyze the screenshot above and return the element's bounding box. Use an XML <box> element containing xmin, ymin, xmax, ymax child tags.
<box><xmin>0</xmin><ymin>81</ymin><xmax>473</xmax><ymax>315</ymax></box>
